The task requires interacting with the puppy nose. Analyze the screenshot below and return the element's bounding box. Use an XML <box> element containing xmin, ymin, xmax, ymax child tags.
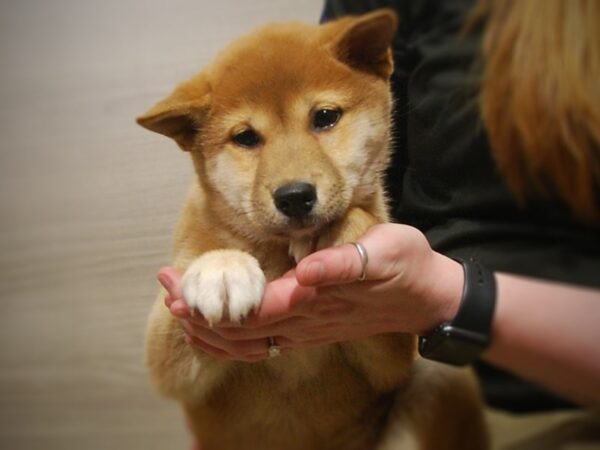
<box><xmin>273</xmin><ymin>182</ymin><xmax>317</xmax><ymax>219</ymax></box>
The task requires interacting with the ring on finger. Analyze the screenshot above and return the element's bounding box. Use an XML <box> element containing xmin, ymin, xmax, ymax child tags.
<box><xmin>267</xmin><ymin>336</ymin><xmax>281</xmax><ymax>358</ymax></box>
<box><xmin>351</xmin><ymin>242</ymin><xmax>369</xmax><ymax>281</ymax></box>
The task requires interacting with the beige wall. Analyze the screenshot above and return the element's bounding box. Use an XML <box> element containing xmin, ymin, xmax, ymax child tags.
<box><xmin>0</xmin><ymin>1</ymin><xmax>322</xmax><ymax>449</ymax></box>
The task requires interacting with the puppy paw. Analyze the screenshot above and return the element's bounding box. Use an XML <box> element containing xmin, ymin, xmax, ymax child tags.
<box><xmin>289</xmin><ymin>237</ymin><xmax>317</xmax><ymax>264</ymax></box>
<box><xmin>181</xmin><ymin>250</ymin><xmax>266</xmax><ymax>325</ymax></box>
<box><xmin>317</xmin><ymin>207</ymin><xmax>380</xmax><ymax>251</ymax></box>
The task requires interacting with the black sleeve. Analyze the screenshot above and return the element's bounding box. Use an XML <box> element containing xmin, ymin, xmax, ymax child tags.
<box><xmin>320</xmin><ymin>0</ymin><xmax>436</xmax><ymax>38</ymax></box>
<box><xmin>321</xmin><ymin>0</ymin><xmax>409</xmax><ymax>22</ymax></box>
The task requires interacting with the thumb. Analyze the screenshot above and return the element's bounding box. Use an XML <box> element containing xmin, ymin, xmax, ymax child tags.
<box><xmin>157</xmin><ymin>266</ymin><xmax>184</xmax><ymax>300</ymax></box>
<box><xmin>295</xmin><ymin>223</ymin><xmax>419</xmax><ymax>287</ymax></box>
<box><xmin>295</xmin><ymin>242</ymin><xmax>370</xmax><ymax>286</ymax></box>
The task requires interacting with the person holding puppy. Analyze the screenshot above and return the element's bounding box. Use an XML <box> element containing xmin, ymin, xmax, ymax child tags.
<box><xmin>158</xmin><ymin>0</ymin><xmax>600</xmax><ymax>410</ymax></box>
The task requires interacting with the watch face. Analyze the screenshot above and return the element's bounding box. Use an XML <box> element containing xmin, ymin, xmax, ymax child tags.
<box><xmin>419</xmin><ymin>325</ymin><xmax>489</xmax><ymax>366</ymax></box>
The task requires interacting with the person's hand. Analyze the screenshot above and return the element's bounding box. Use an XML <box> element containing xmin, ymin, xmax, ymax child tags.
<box><xmin>158</xmin><ymin>223</ymin><xmax>464</xmax><ymax>362</ymax></box>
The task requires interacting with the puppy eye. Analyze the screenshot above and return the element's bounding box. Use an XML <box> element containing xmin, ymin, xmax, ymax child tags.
<box><xmin>232</xmin><ymin>129</ymin><xmax>262</xmax><ymax>148</ymax></box>
<box><xmin>312</xmin><ymin>108</ymin><xmax>342</xmax><ymax>131</ymax></box>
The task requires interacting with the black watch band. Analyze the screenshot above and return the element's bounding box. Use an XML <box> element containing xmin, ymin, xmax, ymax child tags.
<box><xmin>418</xmin><ymin>257</ymin><xmax>497</xmax><ymax>366</ymax></box>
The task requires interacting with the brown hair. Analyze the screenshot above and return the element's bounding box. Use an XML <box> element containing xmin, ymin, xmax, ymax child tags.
<box><xmin>476</xmin><ymin>0</ymin><xmax>600</xmax><ymax>223</ymax></box>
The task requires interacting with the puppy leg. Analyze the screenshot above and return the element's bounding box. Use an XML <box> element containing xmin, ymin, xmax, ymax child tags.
<box><xmin>146</xmin><ymin>296</ymin><xmax>231</xmax><ymax>403</ymax></box>
<box><xmin>146</xmin><ymin>249</ymin><xmax>266</xmax><ymax>403</ymax></box>
<box><xmin>378</xmin><ymin>359</ymin><xmax>490</xmax><ymax>450</ymax></box>
<box><xmin>340</xmin><ymin>334</ymin><xmax>417</xmax><ymax>393</ymax></box>
<box><xmin>316</xmin><ymin>206</ymin><xmax>383</xmax><ymax>251</ymax></box>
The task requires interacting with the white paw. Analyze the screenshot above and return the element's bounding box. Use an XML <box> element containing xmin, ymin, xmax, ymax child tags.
<box><xmin>181</xmin><ymin>250</ymin><xmax>266</xmax><ymax>325</ymax></box>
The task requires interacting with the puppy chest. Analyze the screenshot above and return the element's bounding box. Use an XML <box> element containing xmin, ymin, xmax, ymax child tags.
<box><xmin>189</xmin><ymin>354</ymin><xmax>394</xmax><ymax>450</ymax></box>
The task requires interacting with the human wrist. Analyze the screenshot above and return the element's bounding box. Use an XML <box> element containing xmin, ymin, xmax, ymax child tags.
<box><xmin>414</xmin><ymin>252</ymin><xmax>464</xmax><ymax>335</ymax></box>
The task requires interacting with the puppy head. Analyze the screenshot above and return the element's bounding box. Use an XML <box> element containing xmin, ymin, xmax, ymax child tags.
<box><xmin>138</xmin><ymin>10</ymin><xmax>397</xmax><ymax>242</ymax></box>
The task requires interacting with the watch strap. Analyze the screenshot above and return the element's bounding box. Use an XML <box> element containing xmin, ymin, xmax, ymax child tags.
<box><xmin>418</xmin><ymin>257</ymin><xmax>497</xmax><ymax>366</ymax></box>
<box><xmin>451</xmin><ymin>257</ymin><xmax>496</xmax><ymax>336</ymax></box>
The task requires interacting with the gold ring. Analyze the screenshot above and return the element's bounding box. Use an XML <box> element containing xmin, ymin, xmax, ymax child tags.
<box><xmin>267</xmin><ymin>336</ymin><xmax>281</xmax><ymax>358</ymax></box>
<box><xmin>351</xmin><ymin>242</ymin><xmax>368</xmax><ymax>281</ymax></box>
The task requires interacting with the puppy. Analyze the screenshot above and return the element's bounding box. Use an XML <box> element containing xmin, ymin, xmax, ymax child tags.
<box><xmin>138</xmin><ymin>10</ymin><xmax>488</xmax><ymax>450</ymax></box>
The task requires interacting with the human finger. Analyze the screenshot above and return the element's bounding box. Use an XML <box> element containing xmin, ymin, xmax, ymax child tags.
<box><xmin>170</xmin><ymin>297</ymin><xmax>302</xmax><ymax>342</ymax></box>
<box><xmin>254</xmin><ymin>275</ymin><xmax>318</xmax><ymax>323</ymax></box>
<box><xmin>184</xmin><ymin>334</ymin><xmax>231</xmax><ymax>359</ymax></box>
<box><xmin>207</xmin><ymin>315</ymin><xmax>310</xmax><ymax>342</ymax></box>
<box><xmin>187</xmin><ymin>334</ymin><xmax>286</xmax><ymax>362</ymax></box>
<box><xmin>157</xmin><ymin>267</ymin><xmax>184</xmax><ymax>299</ymax></box>
<box><xmin>275</xmin><ymin>334</ymin><xmax>338</xmax><ymax>350</ymax></box>
<box><xmin>295</xmin><ymin>223</ymin><xmax>419</xmax><ymax>287</ymax></box>
<box><xmin>169</xmin><ymin>298</ymin><xmax>192</xmax><ymax>318</ymax></box>
<box><xmin>295</xmin><ymin>242</ymin><xmax>371</xmax><ymax>287</ymax></box>
<box><xmin>181</xmin><ymin>322</ymin><xmax>284</xmax><ymax>362</ymax></box>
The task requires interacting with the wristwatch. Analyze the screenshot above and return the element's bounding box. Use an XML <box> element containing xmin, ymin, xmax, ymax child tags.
<box><xmin>418</xmin><ymin>257</ymin><xmax>497</xmax><ymax>366</ymax></box>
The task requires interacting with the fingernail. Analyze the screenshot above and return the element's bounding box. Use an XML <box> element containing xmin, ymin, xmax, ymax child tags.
<box><xmin>306</xmin><ymin>261</ymin><xmax>324</xmax><ymax>284</ymax></box>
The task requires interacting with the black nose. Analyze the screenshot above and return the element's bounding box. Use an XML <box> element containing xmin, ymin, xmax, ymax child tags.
<box><xmin>273</xmin><ymin>182</ymin><xmax>317</xmax><ymax>219</ymax></box>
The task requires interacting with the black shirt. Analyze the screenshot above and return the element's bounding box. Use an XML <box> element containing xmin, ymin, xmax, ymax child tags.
<box><xmin>322</xmin><ymin>0</ymin><xmax>599</xmax><ymax>412</ymax></box>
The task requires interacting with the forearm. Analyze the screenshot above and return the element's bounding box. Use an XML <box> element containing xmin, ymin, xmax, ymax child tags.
<box><xmin>483</xmin><ymin>273</ymin><xmax>600</xmax><ymax>407</ymax></box>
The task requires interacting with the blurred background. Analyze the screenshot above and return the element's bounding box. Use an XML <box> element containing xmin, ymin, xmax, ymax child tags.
<box><xmin>0</xmin><ymin>1</ymin><xmax>597</xmax><ymax>449</ymax></box>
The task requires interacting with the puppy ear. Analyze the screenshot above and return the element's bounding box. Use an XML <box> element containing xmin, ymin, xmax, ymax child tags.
<box><xmin>329</xmin><ymin>9</ymin><xmax>398</xmax><ymax>79</ymax></box>
<box><xmin>136</xmin><ymin>75</ymin><xmax>210</xmax><ymax>151</ymax></box>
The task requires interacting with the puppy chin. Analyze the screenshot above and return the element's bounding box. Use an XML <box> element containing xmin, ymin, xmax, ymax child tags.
<box><xmin>288</xmin><ymin>224</ymin><xmax>321</xmax><ymax>240</ymax></box>
<box><xmin>263</xmin><ymin>216</ymin><xmax>325</xmax><ymax>242</ymax></box>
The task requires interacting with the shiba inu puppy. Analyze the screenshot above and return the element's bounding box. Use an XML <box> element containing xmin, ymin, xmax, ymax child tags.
<box><xmin>137</xmin><ymin>10</ymin><xmax>488</xmax><ymax>450</ymax></box>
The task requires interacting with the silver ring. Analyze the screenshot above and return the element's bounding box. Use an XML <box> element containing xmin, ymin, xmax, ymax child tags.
<box><xmin>351</xmin><ymin>242</ymin><xmax>368</xmax><ymax>281</ymax></box>
<box><xmin>267</xmin><ymin>336</ymin><xmax>281</xmax><ymax>358</ymax></box>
